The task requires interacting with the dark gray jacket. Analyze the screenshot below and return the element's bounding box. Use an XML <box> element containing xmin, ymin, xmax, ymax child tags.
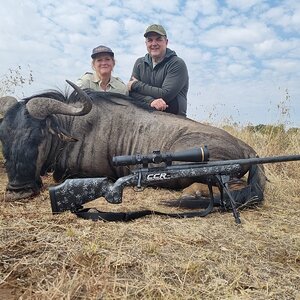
<box><xmin>130</xmin><ymin>48</ymin><xmax>189</xmax><ymax>116</ymax></box>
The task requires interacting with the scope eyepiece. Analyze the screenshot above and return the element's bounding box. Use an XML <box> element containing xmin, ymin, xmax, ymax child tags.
<box><xmin>112</xmin><ymin>146</ymin><xmax>209</xmax><ymax>167</ymax></box>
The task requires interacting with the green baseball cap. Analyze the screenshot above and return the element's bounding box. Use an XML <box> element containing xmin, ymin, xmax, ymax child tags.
<box><xmin>144</xmin><ymin>24</ymin><xmax>167</xmax><ymax>37</ymax></box>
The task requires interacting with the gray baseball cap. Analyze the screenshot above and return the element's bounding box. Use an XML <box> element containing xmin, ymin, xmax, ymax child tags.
<box><xmin>144</xmin><ymin>24</ymin><xmax>167</xmax><ymax>37</ymax></box>
<box><xmin>91</xmin><ymin>45</ymin><xmax>114</xmax><ymax>58</ymax></box>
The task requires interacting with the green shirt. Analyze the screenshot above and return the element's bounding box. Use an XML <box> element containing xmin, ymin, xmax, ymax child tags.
<box><xmin>76</xmin><ymin>72</ymin><xmax>129</xmax><ymax>96</ymax></box>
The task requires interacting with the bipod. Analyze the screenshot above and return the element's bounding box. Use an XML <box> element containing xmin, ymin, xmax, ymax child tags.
<box><xmin>214</xmin><ymin>175</ymin><xmax>241</xmax><ymax>224</ymax></box>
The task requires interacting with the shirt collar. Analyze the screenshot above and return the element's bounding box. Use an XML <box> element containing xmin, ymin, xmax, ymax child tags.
<box><xmin>92</xmin><ymin>73</ymin><xmax>119</xmax><ymax>88</ymax></box>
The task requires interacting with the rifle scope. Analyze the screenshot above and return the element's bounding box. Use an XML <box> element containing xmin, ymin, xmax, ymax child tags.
<box><xmin>112</xmin><ymin>146</ymin><xmax>209</xmax><ymax>167</ymax></box>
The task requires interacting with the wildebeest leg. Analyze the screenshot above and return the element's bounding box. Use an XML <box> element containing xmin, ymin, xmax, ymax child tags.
<box><xmin>182</xmin><ymin>182</ymin><xmax>220</xmax><ymax>198</ymax></box>
<box><xmin>162</xmin><ymin>177</ymin><xmax>248</xmax><ymax>210</ymax></box>
<box><xmin>182</xmin><ymin>179</ymin><xmax>247</xmax><ymax>198</ymax></box>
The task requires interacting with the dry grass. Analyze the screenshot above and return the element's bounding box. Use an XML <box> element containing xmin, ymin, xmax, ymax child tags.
<box><xmin>0</xmin><ymin>126</ymin><xmax>300</xmax><ymax>300</ymax></box>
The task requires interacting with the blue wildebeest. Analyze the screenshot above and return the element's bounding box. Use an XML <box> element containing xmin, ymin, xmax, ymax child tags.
<box><xmin>0</xmin><ymin>81</ymin><xmax>265</xmax><ymax>206</ymax></box>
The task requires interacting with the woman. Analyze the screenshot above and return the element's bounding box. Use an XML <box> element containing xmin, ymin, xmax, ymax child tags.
<box><xmin>76</xmin><ymin>45</ymin><xmax>128</xmax><ymax>95</ymax></box>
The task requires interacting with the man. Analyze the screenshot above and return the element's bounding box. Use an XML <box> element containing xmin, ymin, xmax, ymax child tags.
<box><xmin>128</xmin><ymin>24</ymin><xmax>189</xmax><ymax>116</ymax></box>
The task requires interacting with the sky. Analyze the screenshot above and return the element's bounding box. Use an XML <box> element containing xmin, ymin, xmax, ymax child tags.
<box><xmin>0</xmin><ymin>0</ymin><xmax>299</xmax><ymax>127</ymax></box>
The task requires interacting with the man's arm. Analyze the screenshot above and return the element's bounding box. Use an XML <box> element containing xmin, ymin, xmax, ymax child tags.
<box><xmin>129</xmin><ymin>91</ymin><xmax>154</xmax><ymax>104</ymax></box>
<box><xmin>128</xmin><ymin>58</ymin><xmax>168</xmax><ymax>111</ymax></box>
<box><xmin>128</xmin><ymin>59</ymin><xmax>155</xmax><ymax>104</ymax></box>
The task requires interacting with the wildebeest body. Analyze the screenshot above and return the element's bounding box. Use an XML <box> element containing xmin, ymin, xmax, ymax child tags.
<box><xmin>0</xmin><ymin>82</ymin><xmax>266</xmax><ymax>201</ymax></box>
<box><xmin>52</xmin><ymin>95</ymin><xmax>255</xmax><ymax>183</ymax></box>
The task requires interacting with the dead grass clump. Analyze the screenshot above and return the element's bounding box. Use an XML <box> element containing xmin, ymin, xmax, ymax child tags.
<box><xmin>1</xmin><ymin>127</ymin><xmax>300</xmax><ymax>299</ymax></box>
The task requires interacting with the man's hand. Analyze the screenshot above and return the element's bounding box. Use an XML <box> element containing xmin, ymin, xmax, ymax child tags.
<box><xmin>127</xmin><ymin>76</ymin><xmax>138</xmax><ymax>91</ymax></box>
<box><xmin>150</xmin><ymin>98</ymin><xmax>168</xmax><ymax>111</ymax></box>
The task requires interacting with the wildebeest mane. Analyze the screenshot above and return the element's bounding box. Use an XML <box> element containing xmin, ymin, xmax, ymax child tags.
<box><xmin>84</xmin><ymin>89</ymin><xmax>155</xmax><ymax>112</ymax></box>
<box><xmin>23</xmin><ymin>89</ymin><xmax>76</xmax><ymax>104</ymax></box>
<box><xmin>23</xmin><ymin>88</ymin><xmax>155</xmax><ymax>112</ymax></box>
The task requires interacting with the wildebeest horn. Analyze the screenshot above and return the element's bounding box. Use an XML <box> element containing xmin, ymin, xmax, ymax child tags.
<box><xmin>0</xmin><ymin>96</ymin><xmax>18</xmax><ymax>116</ymax></box>
<box><xmin>26</xmin><ymin>80</ymin><xmax>92</xmax><ymax>119</ymax></box>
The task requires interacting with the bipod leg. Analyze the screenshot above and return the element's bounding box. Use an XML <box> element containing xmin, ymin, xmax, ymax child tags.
<box><xmin>207</xmin><ymin>178</ymin><xmax>215</xmax><ymax>204</ymax></box>
<box><xmin>215</xmin><ymin>175</ymin><xmax>241</xmax><ymax>224</ymax></box>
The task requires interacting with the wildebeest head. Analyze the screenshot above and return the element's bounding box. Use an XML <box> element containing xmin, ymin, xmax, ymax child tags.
<box><xmin>0</xmin><ymin>80</ymin><xmax>92</xmax><ymax>200</ymax></box>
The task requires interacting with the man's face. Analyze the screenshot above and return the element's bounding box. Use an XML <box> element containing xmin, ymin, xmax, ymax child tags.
<box><xmin>145</xmin><ymin>33</ymin><xmax>168</xmax><ymax>61</ymax></box>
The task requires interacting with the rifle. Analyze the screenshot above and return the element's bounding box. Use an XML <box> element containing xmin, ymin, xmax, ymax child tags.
<box><xmin>49</xmin><ymin>147</ymin><xmax>300</xmax><ymax>224</ymax></box>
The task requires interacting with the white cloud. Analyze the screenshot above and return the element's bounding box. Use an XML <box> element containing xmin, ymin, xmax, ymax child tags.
<box><xmin>226</xmin><ymin>63</ymin><xmax>255</xmax><ymax>77</ymax></box>
<box><xmin>121</xmin><ymin>0</ymin><xmax>180</xmax><ymax>15</ymax></box>
<box><xmin>226</xmin><ymin>0</ymin><xmax>264</xmax><ymax>11</ymax></box>
<box><xmin>198</xmin><ymin>15</ymin><xmax>224</xmax><ymax>29</ymax></box>
<box><xmin>183</xmin><ymin>0</ymin><xmax>218</xmax><ymax>18</ymax></box>
<box><xmin>95</xmin><ymin>19</ymin><xmax>121</xmax><ymax>41</ymax></box>
<box><xmin>262</xmin><ymin>58</ymin><xmax>300</xmax><ymax>73</ymax></box>
<box><xmin>199</xmin><ymin>22</ymin><xmax>274</xmax><ymax>48</ymax></box>
<box><xmin>227</xmin><ymin>47</ymin><xmax>251</xmax><ymax>62</ymax></box>
<box><xmin>253</xmin><ymin>38</ymin><xmax>300</xmax><ymax>59</ymax></box>
<box><xmin>261</xmin><ymin>1</ymin><xmax>300</xmax><ymax>31</ymax></box>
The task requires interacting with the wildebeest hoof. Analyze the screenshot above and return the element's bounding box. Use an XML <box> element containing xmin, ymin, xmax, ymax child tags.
<box><xmin>3</xmin><ymin>189</ymin><xmax>38</xmax><ymax>202</ymax></box>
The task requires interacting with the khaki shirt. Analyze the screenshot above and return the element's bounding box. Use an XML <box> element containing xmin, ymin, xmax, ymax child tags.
<box><xmin>76</xmin><ymin>72</ymin><xmax>129</xmax><ymax>96</ymax></box>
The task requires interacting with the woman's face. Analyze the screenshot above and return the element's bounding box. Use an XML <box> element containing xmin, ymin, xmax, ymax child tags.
<box><xmin>92</xmin><ymin>54</ymin><xmax>115</xmax><ymax>77</ymax></box>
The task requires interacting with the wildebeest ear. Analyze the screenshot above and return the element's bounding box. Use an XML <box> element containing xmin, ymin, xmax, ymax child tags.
<box><xmin>56</xmin><ymin>130</ymin><xmax>78</xmax><ymax>142</ymax></box>
<box><xmin>46</xmin><ymin>117</ymin><xmax>78</xmax><ymax>142</ymax></box>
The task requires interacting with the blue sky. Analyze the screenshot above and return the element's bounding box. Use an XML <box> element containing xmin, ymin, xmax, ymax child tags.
<box><xmin>0</xmin><ymin>0</ymin><xmax>299</xmax><ymax>127</ymax></box>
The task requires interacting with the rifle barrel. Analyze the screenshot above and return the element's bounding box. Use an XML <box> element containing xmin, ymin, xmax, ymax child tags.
<box><xmin>208</xmin><ymin>154</ymin><xmax>300</xmax><ymax>167</ymax></box>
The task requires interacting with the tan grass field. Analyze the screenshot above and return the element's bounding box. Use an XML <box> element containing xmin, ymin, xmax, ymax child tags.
<box><xmin>0</xmin><ymin>126</ymin><xmax>299</xmax><ymax>300</ymax></box>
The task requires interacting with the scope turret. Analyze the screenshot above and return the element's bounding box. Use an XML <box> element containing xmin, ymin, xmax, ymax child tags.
<box><xmin>112</xmin><ymin>146</ymin><xmax>209</xmax><ymax>167</ymax></box>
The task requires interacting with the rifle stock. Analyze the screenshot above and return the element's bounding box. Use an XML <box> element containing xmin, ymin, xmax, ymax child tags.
<box><xmin>49</xmin><ymin>177</ymin><xmax>109</xmax><ymax>213</ymax></box>
<box><xmin>49</xmin><ymin>174</ymin><xmax>138</xmax><ymax>213</ymax></box>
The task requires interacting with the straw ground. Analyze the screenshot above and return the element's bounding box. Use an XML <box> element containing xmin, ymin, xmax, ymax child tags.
<box><xmin>0</xmin><ymin>126</ymin><xmax>299</xmax><ymax>300</ymax></box>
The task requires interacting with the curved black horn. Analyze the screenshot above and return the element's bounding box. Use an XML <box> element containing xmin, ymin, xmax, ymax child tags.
<box><xmin>66</xmin><ymin>80</ymin><xmax>92</xmax><ymax>115</ymax></box>
<box><xmin>26</xmin><ymin>81</ymin><xmax>92</xmax><ymax>119</ymax></box>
